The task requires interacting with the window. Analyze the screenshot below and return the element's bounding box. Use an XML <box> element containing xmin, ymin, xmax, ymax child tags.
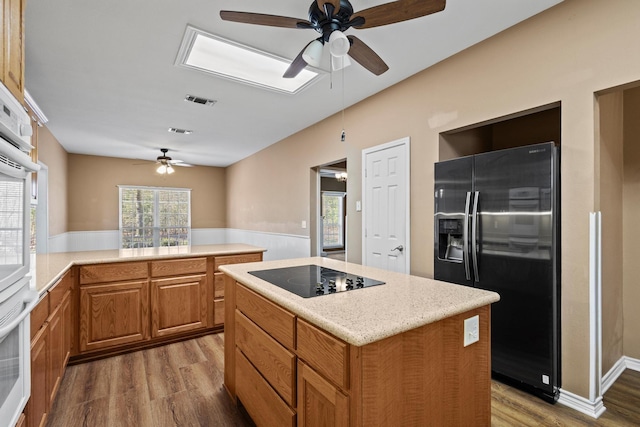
<box><xmin>119</xmin><ymin>186</ymin><xmax>191</xmax><ymax>248</ymax></box>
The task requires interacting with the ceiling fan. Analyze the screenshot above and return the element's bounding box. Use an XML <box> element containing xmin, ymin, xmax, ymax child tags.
<box><xmin>220</xmin><ymin>0</ymin><xmax>446</xmax><ymax>77</ymax></box>
<box><xmin>155</xmin><ymin>148</ymin><xmax>193</xmax><ymax>174</ymax></box>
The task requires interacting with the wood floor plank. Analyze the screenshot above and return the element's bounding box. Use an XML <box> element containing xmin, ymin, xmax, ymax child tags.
<box><xmin>108</xmin><ymin>388</ymin><xmax>154</xmax><ymax>427</ymax></box>
<box><xmin>143</xmin><ymin>344</ymin><xmax>186</xmax><ymax>401</ymax></box>
<box><xmin>180</xmin><ymin>360</ymin><xmax>222</xmax><ymax>393</ymax></box>
<box><xmin>48</xmin><ymin>396</ymin><xmax>111</xmax><ymax>427</ymax></box>
<box><xmin>46</xmin><ymin>333</ymin><xmax>640</xmax><ymax>427</ymax></box>
<box><xmin>110</xmin><ymin>350</ymin><xmax>147</xmax><ymax>395</ymax></box>
<box><xmin>150</xmin><ymin>390</ymin><xmax>200</xmax><ymax>427</ymax></box>
<box><xmin>165</xmin><ymin>338</ymin><xmax>207</xmax><ymax>368</ymax></box>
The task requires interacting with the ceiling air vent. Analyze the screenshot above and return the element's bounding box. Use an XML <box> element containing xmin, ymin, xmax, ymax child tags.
<box><xmin>168</xmin><ymin>127</ymin><xmax>193</xmax><ymax>134</ymax></box>
<box><xmin>184</xmin><ymin>94</ymin><xmax>217</xmax><ymax>106</ymax></box>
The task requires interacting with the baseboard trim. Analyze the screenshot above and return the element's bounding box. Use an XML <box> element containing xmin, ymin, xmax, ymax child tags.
<box><xmin>602</xmin><ymin>355</ymin><xmax>640</xmax><ymax>393</ymax></box>
<box><xmin>563</xmin><ymin>355</ymin><xmax>640</xmax><ymax>419</ymax></box>
<box><xmin>557</xmin><ymin>389</ymin><xmax>606</xmax><ymax>419</ymax></box>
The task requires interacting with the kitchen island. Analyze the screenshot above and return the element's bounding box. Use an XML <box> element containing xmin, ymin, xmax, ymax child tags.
<box><xmin>220</xmin><ymin>257</ymin><xmax>500</xmax><ymax>427</ymax></box>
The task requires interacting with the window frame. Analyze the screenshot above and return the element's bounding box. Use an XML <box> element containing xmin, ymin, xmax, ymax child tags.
<box><xmin>118</xmin><ymin>185</ymin><xmax>192</xmax><ymax>248</ymax></box>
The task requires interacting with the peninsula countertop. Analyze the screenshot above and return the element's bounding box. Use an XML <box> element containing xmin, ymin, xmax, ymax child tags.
<box><xmin>33</xmin><ymin>244</ymin><xmax>266</xmax><ymax>295</ymax></box>
<box><xmin>219</xmin><ymin>256</ymin><xmax>500</xmax><ymax>347</ymax></box>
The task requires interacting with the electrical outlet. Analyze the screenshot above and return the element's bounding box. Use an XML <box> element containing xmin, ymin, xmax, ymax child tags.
<box><xmin>463</xmin><ymin>315</ymin><xmax>479</xmax><ymax>347</ymax></box>
<box><xmin>301</xmin><ymin>220</ymin><xmax>307</xmax><ymax>229</ymax></box>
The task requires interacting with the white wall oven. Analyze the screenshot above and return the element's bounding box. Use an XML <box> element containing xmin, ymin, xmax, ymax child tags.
<box><xmin>0</xmin><ymin>81</ymin><xmax>39</xmax><ymax>427</ymax></box>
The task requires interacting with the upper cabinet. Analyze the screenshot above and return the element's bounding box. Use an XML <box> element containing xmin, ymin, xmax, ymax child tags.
<box><xmin>1</xmin><ymin>0</ymin><xmax>25</xmax><ymax>102</ymax></box>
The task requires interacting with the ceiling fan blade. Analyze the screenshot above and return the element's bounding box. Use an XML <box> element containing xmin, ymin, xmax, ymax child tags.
<box><xmin>220</xmin><ymin>11</ymin><xmax>308</xmax><ymax>29</ymax></box>
<box><xmin>316</xmin><ymin>0</ymin><xmax>341</xmax><ymax>15</ymax></box>
<box><xmin>354</xmin><ymin>0</ymin><xmax>445</xmax><ymax>29</ymax></box>
<box><xmin>283</xmin><ymin>41</ymin><xmax>312</xmax><ymax>78</ymax></box>
<box><xmin>346</xmin><ymin>36</ymin><xmax>389</xmax><ymax>76</ymax></box>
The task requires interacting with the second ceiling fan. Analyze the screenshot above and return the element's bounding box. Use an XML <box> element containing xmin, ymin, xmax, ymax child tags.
<box><xmin>220</xmin><ymin>0</ymin><xmax>446</xmax><ymax>78</ymax></box>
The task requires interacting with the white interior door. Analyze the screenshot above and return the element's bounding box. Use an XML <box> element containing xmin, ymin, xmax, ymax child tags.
<box><xmin>362</xmin><ymin>137</ymin><xmax>410</xmax><ymax>273</ymax></box>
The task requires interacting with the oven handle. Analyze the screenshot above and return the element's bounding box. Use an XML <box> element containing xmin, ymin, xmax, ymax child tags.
<box><xmin>0</xmin><ymin>290</ymin><xmax>39</xmax><ymax>339</ymax></box>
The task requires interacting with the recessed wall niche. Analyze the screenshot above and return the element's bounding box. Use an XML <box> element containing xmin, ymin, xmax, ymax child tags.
<box><xmin>439</xmin><ymin>103</ymin><xmax>561</xmax><ymax>161</ymax></box>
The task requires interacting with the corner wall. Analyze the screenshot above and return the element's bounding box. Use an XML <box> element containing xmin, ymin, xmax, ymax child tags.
<box><xmin>623</xmin><ymin>87</ymin><xmax>640</xmax><ymax>360</ymax></box>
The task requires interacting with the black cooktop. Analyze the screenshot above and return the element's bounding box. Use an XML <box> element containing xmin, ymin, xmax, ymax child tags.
<box><xmin>248</xmin><ymin>264</ymin><xmax>385</xmax><ymax>298</ymax></box>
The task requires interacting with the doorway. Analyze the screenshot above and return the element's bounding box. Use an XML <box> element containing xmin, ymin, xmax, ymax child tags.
<box><xmin>314</xmin><ymin>160</ymin><xmax>347</xmax><ymax>260</ymax></box>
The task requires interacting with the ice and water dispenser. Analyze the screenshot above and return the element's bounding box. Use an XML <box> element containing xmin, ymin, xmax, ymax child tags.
<box><xmin>437</xmin><ymin>218</ymin><xmax>465</xmax><ymax>262</ymax></box>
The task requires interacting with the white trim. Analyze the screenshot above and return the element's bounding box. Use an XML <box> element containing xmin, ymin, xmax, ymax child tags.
<box><xmin>24</xmin><ymin>89</ymin><xmax>49</xmax><ymax>124</ymax></box>
<box><xmin>627</xmin><ymin>356</ymin><xmax>640</xmax><ymax>372</ymax></box>
<box><xmin>602</xmin><ymin>356</ymin><xmax>640</xmax><ymax>394</ymax></box>
<box><xmin>46</xmin><ymin>228</ymin><xmax>310</xmax><ymax>259</ymax></box>
<box><xmin>602</xmin><ymin>357</ymin><xmax>627</xmax><ymax>394</ymax></box>
<box><xmin>361</xmin><ymin>137</ymin><xmax>411</xmax><ymax>273</ymax></box>
<box><xmin>557</xmin><ymin>389</ymin><xmax>606</xmax><ymax>419</ymax></box>
<box><xmin>589</xmin><ymin>212</ymin><xmax>603</xmax><ymax>402</ymax></box>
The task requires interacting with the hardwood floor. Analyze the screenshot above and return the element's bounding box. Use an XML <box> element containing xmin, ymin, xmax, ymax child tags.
<box><xmin>47</xmin><ymin>333</ymin><xmax>640</xmax><ymax>426</ymax></box>
<box><xmin>46</xmin><ymin>334</ymin><xmax>253</xmax><ymax>427</ymax></box>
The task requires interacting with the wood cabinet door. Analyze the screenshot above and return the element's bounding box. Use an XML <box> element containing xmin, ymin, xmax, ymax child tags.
<box><xmin>298</xmin><ymin>361</ymin><xmax>349</xmax><ymax>427</ymax></box>
<box><xmin>28</xmin><ymin>324</ymin><xmax>48</xmax><ymax>427</ymax></box>
<box><xmin>79</xmin><ymin>280</ymin><xmax>150</xmax><ymax>352</ymax></box>
<box><xmin>150</xmin><ymin>274</ymin><xmax>207</xmax><ymax>338</ymax></box>
<box><xmin>61</xmin><ymin>289</ymin><xmax>72</xmax><ymax>368</ymax></box>
<box><xmin>3</xmin><ymin>0</ymin><xmax>24</xmax><ymax>100</ymax></box>
<box><xmin>47</xmin><ymin>303</ymin><xmax>63</xmax><ymax>405</ymax></box>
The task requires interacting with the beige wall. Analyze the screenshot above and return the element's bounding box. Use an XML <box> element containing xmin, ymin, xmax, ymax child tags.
<box><xmin>36</xmin><ymin>126</ymin><xmax>68</xmax><ymax>236</ymax></box>
<box><xmin>67</xmin><ymin>154</ymin><xmax>226</xmax><ymax>231</ymax></box>
<box><xmin>596</xmin><ymin>91</ymin><xmax>624</xmax><ymax>373</ymax></box>
<box><xmin>623</xmin><ymin>87</ymin><xmax>640</xmax><ymax>360</ymax></box>
<box><xmin>225</xmin><ymin>0</ymin><xmax>640</xmax><ymax>398</ymax></box>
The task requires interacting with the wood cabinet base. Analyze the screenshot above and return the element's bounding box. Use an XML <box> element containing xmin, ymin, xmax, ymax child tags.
<box><xmin>225</xmin><ymin>279</ymin><xmax>492</xmax><ymax>427</ymax></box>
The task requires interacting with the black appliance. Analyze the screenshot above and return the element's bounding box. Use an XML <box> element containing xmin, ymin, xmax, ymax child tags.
<box><xmin>434</xmin><ymin>142</ymin><xmax>560</xmax><ymax>402</ymax></box>
<box><xmin>248</xmin><ymin>265</ymin><xmax>385</xmax><ymax>298</ymax></box>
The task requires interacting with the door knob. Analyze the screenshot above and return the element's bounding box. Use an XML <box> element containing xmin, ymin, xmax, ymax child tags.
<box><xmin>391</xmin><ymin>245</ymin><xmax>404</xmax><ymax>252</ymax></box>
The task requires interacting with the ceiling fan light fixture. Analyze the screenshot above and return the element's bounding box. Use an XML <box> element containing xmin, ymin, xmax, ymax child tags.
<box><xmin>331</xmin><ymin>54</ymin><xmax>351</xmax><ymax>71</ymax></box>
<box><xmin>157</xmin><ymin>163</ymin><xmax>176</xmax><ymax>175</ymax></box>
<box><xmin>302</xmin><ymin>40</ymin><xmax>324</xmax><ymax>67</ymax></box>
<box><xmin>329</xmin><ymin>30</ymin><xmax>350</xmax><ymax>57</ymax></box>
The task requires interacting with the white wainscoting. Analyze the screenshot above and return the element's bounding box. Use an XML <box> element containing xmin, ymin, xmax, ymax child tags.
<box><xmin>225</xmin><ymin>228</ymin><xmax>310</xmax><ymax>261</ymax></box>
<box><xmin>46</xmin><ymin>228</ymin><xmax>310</xmax><ymax>261</ymax></box>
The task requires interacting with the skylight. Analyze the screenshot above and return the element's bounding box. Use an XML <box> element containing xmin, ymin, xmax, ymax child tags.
<box><xmin>176</xmin><ymin>26</ymin><xmax>321</xmax><ymax>95</ymax></box>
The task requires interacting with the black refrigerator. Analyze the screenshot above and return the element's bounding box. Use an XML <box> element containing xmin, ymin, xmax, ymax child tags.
<box><xmin>434</xmin><ymin>142</ymin><xmax>560</xmax><ymax>402</ymax></box>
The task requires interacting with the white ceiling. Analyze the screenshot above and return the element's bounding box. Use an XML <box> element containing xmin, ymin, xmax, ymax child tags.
<box><xmin>24</xmin><ymin>0</ymin><xmax>563</xmax><ymax>168</ymax></box>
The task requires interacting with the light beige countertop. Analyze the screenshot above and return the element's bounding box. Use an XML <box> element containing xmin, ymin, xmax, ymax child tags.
<box><xmin>33</xmin><ymin>244</ymin><xmax>266</xmax><ymax>295</ymax></box>
<box><xmin>219</xmin><ymin>257</ymin><xmax>500</xmax><ymax>347</ymax></box>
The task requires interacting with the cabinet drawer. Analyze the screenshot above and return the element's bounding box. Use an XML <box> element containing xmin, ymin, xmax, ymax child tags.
<box><xmin>214</xmin><ymin>272</ymin><xmax>224</xmax><ymax>299</ymax></box>
<box><xmin>236</xmin><ymin>310</ymin><xmax>296</xmax><ymax>406</ymax></box>
<box><xmin>150</xmin><ymin>257</ymin><xmax>207</xmax><ymax>278</ymax></box>
<box><xmin>297</xmin><ymin>319</ymin><xmax>349</xmax><ymax>390</ymax></box>
<box><xmin>214</xmin><ymin>253</ymin><xmax>262</xmax><ymax>271</ymax></box>
<box><xmin>49</xmin><ymin>271</ymin><xmax>72</xmax><ymax>310</ymax></box>
<box><xmin>79</xmin><ymin>262</ymin><xmax>148</xmax><ymax>285</ymax></box>
<box><xmin>31</xmin><ymin>294</ymin><xmax>49</xmax><ymax>339</ymax></box>
<box><xmin>236</xmin><ymin>284</ymin><xmax>295</xmax><ymax>350</ymax></box>
<box><xmin>236</xmin><ymin>349</ymin><xmax>296</xmax><ymax>427</ymax></box>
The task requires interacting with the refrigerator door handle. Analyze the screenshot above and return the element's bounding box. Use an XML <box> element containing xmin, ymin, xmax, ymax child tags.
<box><xmin>472</xmin><ymin>191</ymin><xmax>480</xmax><ymax>282</ymax></box>
<box><xmin>463</xmin><ymin>192</ymin><xmax>471</xmax><ymax>281</ymax></box>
